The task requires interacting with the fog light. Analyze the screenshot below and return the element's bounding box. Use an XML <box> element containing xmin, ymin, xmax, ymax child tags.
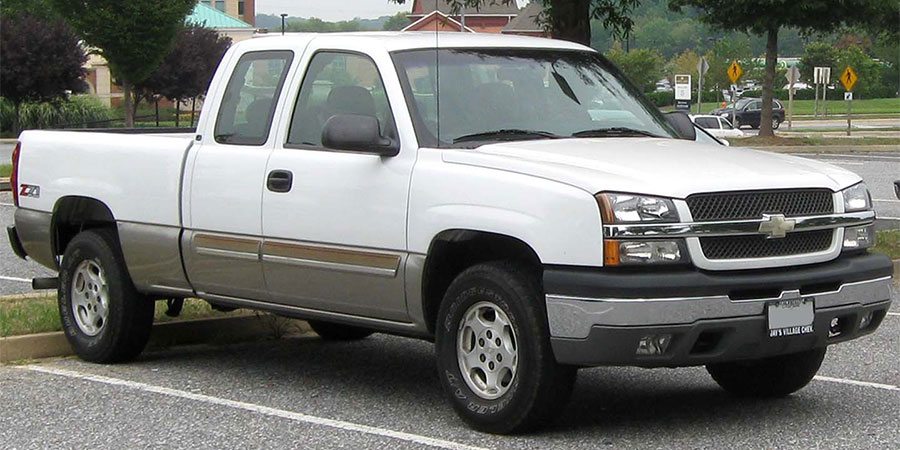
<box><xmin>636</xmin><ymin>334</ymin><xmax>672</xmax><ymax>355</ymax></box>
<box><xmin>843</xmin><ymin>225</ymin><xmax>875</xmax><ymax>250</ymax></box>
<box><xmin>860</xmin><ymin>311</ymin><xmax>874</xmax><ymax>330</ymax></box>
<box><xmin>829</xmin><ymin>317</ymin><xmax>842</xmax><ymax>337</ymax></box>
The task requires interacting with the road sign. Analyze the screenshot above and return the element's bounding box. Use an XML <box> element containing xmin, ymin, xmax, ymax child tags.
<box><xmin>674</xmin><ymin>74</ymin><xmax>691</xmax><ymax>101</ymax></box>
<box><xmin>840</xmin><ymin>66</ymin><xmax>858</xmax><ymax>91</ymax></box>
<box><xmin>844</xmin><ymin>92</ymin><xmax>853</xmax><ymax>101</ymax></box>
<box><xmin>814</xmin><ymin>67</ymin><xmax>831</xmax><ymax>85</ymax></box>
<box><xmin>785</xmin><ymin>66</ymin><xmax>800</xmax><ymax>85</ymax></box>
<box><xmin>697</xmin><ymin>57</ymin><xmax>709</xmax><ymax>76</ymax></box>
<box><xmin>727</xmin><ymin>61</ymin><xmax>742</xmax><ymax>84</ymax></box>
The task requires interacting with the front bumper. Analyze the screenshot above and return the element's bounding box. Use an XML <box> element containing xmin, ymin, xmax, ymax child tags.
<box><xmin>545</xmin><ymin>253</ymin><xmax>894</xmax><ymax>367</ymax></box>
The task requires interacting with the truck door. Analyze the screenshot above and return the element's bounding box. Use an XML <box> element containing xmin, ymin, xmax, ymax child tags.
<box><xmin>260</xmin><ymin>47</ymin><xmax>415</xmax><ymax>321</ymax></box>
<box><xmin>184</xmin><ymin>50</ymin><xmax>295</xmax><ymax>300</ymax></box>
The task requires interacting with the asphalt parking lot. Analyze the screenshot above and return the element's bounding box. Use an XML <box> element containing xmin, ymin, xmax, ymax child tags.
<box><xmin>2</xmin><ymin>301</ymin><xmax>898</xmax><ymax>449</ymax></box>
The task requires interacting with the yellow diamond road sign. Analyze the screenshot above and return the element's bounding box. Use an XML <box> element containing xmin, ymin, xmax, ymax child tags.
<box><xmin>841</xmin><ymin>66</ymin><xmax>858</xmax><ymax>91</ymax></box>
<box><xmin>727</xmin><ymin>61</ymin><xmax>743</xmax><ymax>84</ymax></box>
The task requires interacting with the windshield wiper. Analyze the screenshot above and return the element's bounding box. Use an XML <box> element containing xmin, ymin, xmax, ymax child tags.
<box><xmin>453</xmin><ymin>129</ymin><xmax>561</xmax><ymax>144</ymax></box>
<box><xmin>571</xmin><ymin>127</ymin><xmax>663</xmax><ymax>138</ymax></box>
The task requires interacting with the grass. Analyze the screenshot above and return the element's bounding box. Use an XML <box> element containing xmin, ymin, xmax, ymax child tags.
<box><xmin>873</xmin><ymin>229</ymin><xmax>900</xmax><ymax>261</ymax></box>
<box><xmin>0</xmin><ymin>297</ymin><xmax>240</xmax><ymax>337</ymax></box>
<box><xmin>0</xmin><ymin>164</ymin><xmax>11</xmax><ymax>177</ymax></box>
<box><xmin>789</xmin><ymin>98</ymin><xmax>900</xmax><ymax>116</ymax></box>
<box><xmin>733</xmin><ymin>135</ymin><xmax>900</xmax><ymax>147</ymax></box>
<box><xmin>781</xmin><ymin>127</ymin><xmax>900</xmax><ymax>133</ymax></box>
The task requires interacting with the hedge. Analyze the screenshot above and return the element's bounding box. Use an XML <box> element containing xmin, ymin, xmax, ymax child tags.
<box><xmin>0</xmin><ymin>96</ymin><xmax>112</xmax><ymax>133</ymax></box>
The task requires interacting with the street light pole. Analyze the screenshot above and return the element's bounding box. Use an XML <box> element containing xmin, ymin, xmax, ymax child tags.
<box><xmin>280</xmin><ymin>13</ymin><xmax>287</xmax><ymax>35</ymax></box>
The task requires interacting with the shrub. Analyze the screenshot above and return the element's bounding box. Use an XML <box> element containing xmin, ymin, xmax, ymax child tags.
<box><xmin>0</xmin><ymin>95</ymin><xmax>112</xmax><ymax>133</ymax></box>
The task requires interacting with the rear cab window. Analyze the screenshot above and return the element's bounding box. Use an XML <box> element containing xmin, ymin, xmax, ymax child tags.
<box><xmin>214</xmin><ymin>50</ymin><xmax>294</xmax><ymax>146</ymax></box>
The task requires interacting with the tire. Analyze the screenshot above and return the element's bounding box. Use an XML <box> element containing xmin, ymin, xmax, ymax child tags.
<box><xmin>435</xmin><ymin>261</ymin><xmax>576</xmax><ymax>434</ymax></box>
<box><xmin>706</xmin><ymin>347</ymin><xmax>826</xmax><ymax>398</ymax></box>
<box><xmin>58</xmin><ymin>228</ymin><xmax>154</xmax><ymax>363</ymax></box>
<box><xmin>307</xmin><ymin>320</ymin><xmax>374</xmax><ymax>341</ymax></box>
<box><xmin>772</xmin><ymin>118</ymin><xmax>781</xmax><ymax>129</ymax></box>
<box><xmin>751</xmin><ymin>122</ymin><xmax>759</xmax><ymax>129</ymax></box>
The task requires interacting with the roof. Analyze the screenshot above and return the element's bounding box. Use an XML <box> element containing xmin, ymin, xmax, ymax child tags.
<box><xmin>187</xmin><ymin>2</ymin><xmax>253</xmax><ymax>29</ymax></box>
<box><xmin>403</xmin><ymin>11</ymin><xmax>476</xmax><ymax>33</ymax></box>
<box><xmin>502</xmin><ymin>2</ymin><xmax>543</xmax><ymax>33</ymax></box>
<box><xmin>245</xmin><ymin>32</ymin><xmax>590</xmax><ymax>53</ymax></box>
<box><xmin>410</xmin><ymin>0</ymin><xmax>520</xmax><ymax>17</ymax></box>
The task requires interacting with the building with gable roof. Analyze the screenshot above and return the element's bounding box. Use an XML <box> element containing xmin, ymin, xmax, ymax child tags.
<box><xmin>402</xmin><ymin>0</ymin><xmax>520</xmax><ymax>33</ymax></box>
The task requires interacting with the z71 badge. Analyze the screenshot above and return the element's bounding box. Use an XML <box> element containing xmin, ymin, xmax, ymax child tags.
<box><xmin>19</xmin><ymin>184</ymin><xmax>40</xmax><ymax>198</ymax></box>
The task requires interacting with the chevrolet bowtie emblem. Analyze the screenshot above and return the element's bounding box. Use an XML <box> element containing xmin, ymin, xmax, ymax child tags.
<box><xmin>758</xmin><ymin>214</ymin><xmax>795</xmax><ymax>238</ymax></box>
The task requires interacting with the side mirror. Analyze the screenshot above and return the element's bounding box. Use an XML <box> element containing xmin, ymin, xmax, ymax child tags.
<box><xmin>664</xmin><ymin>111</ymin><xmax>696</xmax><ymax>141</ymax></box>
<box><xmin>321</xmin><ymin>114</ymin><xmax>399</xmax><ymax>156</ymax></box>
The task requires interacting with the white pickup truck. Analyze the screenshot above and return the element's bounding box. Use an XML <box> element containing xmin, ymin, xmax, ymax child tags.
<box><xmin>9</xmin><ymin>33</ymin><xmax>894</xmax><ymax>434</ymax></box>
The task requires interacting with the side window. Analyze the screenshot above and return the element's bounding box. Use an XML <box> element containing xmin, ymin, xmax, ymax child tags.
<box><xmin>695</xmin><ymin>117</ymin><xmax>719</xmax><ymax>129</ymax></box>
<box><xmin>746</xmin><ymin>101</ymin><xmax>761</xmax><ymax>111</ymax></box>
<box><xmin>287</xmin><ymin>52</ymin><xmax>396</xmax><ymax>147</ymax></box>
<box><xmin>720</xmin><ymin>118</ymin><xmax>734</xmax><ymax>129</ymax></box>
<box><xmin>214</xmin><ymin>51</ymin><xmax>293</xmax><ymax>146</ymax></box>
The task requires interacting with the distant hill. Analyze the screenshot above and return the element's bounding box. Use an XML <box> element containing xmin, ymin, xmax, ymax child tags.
<box><xmin>255</xmin><ymin>13</ymin><xmax>398</xmax><ymax>32</ymax></box>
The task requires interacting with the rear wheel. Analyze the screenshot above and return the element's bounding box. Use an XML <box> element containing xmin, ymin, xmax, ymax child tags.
<box><xmin>706</xmin><ymin>347</ymin><xmax>826</xmax><ymax>397</ymax></box>
<box><xmin>307</xmin><ymin>320</ymin><xmax>373</xmax><ymax>341</ymax></box>
<box><xmin>58</xmin><ymin>229</ymin><xmax>154</xmax><ymax>363</ymax></box>
<box><xmin>435</xmin><ymin>261</ymin><xmax>576</xmax><ymax>434</ymax></box>
<box><xmin>772</xmin><ymin>118</ymin><xmax>781</xmax><ymax>129</ymax></box>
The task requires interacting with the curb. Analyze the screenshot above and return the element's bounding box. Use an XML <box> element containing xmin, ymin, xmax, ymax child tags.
<box><xmin>0</xmin><ymin>314</ymin><xmax>310</xmax><ymax>363</ymax></box>
<box><xmin>0</xmin><ymin>177</ymin><xmax>9</xmax><ymax>192</ymax></box>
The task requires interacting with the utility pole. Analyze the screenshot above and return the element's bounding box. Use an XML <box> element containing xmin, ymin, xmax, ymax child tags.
<box><xmin>460</xmin><ymin>6</ymin><xmax>465</xmax><ymax>31</ymax></box>
<box><xmin>280</xmin><ymin>13</ymin><xmax>287</xmax><ymax>35</ymax></box>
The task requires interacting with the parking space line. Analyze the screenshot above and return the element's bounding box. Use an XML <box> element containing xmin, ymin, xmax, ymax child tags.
<box><xmin>21</xmin><ymin>365</ymin><xmax>486</xmax><ymax>450</ymax></box>
<box><xmin>814</xmin><ymin>375</ymin><xmax>900</xmax><ymax>392</ymax></box>
<box><xmin>0</xmin><ymin>202</ymin><xmax>13</xmax><ymax>207</ymax></box>
<box><xmin>887</xmin><ymin>312</ymin><xmax>900</xmax><ymax>317</ymax></box>
<box><xmin>0</xmin><ymin>275</ymin><xmax>31</xmax><ymax>283</ymax></box>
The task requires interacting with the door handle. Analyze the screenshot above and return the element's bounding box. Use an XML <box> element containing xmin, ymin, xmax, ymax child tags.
<box><xmin>267</xmin><ymin>170</ymin><xmax>293</xmax><ymax>193</ymax></box>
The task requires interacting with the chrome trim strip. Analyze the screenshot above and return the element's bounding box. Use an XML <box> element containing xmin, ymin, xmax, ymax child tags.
<box><xmin>546</xmin><ymin>276</ymin><xmax>893</xmax><ymax>339</ymax></box>
<box><xmin>603</xmin><ymin>210</ymin><xmax>875</xmax><ymax>239</ymax></box>
<box><xmin>261</xmin><ymin>254</ymin><xmax>398</xmax><ymax>277</ymax></box>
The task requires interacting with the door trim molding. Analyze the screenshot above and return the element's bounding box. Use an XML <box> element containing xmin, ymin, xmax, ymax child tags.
<box><xmin>262</xmin><ymin>240</ymin><xmax>401</xmax><ymax>277</ymax></box>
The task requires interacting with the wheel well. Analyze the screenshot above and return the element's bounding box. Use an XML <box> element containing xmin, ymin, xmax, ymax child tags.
<box><xmin>52</xmin><ymin>196</ymin><xmax>116</xmax><ymax>258</ymax></box>
<box><xmin>421</xmin><ymin>230</ymin><xmax>542</xmax><ymax>335</ymax></box>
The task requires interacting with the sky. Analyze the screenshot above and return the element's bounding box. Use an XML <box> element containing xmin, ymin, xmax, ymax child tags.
<box><xmin>256</xmin><ymin>0</ymin><xmax>528</xmax><ymax>21</ymax></box>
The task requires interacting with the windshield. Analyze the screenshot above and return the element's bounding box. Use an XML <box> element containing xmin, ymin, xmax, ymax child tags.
<box><xmin>391</xmin><ymin>48</ymin><xmax>678</xmax><ymax>148</ymax></box>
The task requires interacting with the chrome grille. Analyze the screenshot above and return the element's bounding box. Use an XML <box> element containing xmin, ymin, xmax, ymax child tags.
<box><xmin>687</xmin><ymin>189</ymin><xmax>833</xmax><ymax>222</ymax></box>
<box><xmin>700</xmin><ymin>230</ymin><xmax>833</xmax><ymax>260</ymax></box>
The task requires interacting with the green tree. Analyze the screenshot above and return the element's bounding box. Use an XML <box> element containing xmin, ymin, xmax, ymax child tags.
<box><xmin>392</xmin><ymin>0</ymin><xmax>641</xmax><ymax>46</ymax></box>
<box><xmin>605</xmin><ymin>43</ymin><xmax>665</xmax><ymax>92</ymax></box>
<box><xmin>50</xmin><ymin>0</ymin><xmax>196</xmax><ymax>127</ymax></box>
<box><xmin>382</xmin><ymin>12</ymin><xmax>410</xmax><ymax>31</ymax></box>
<box><xmin>704</xmin><ymin>38</ymin><xmax>753</xmax><ymax>101</ymax></box>
<box><xmin>668</xmin><ymin>0</ymin><xmax>898</xmax><ymax>137</ymax></box>
<box><xmin>666</xmin><ymin>50</ymin><xmax>700</xmax><ymax>82</ymax></box>
<box><xmin>798</xmin><ymin>42</ymin><xmax>840</xmax><ymax>85</ymax></box>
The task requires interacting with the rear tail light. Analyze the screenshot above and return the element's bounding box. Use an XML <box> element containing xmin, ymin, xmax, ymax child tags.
<box><xmin>10</xmin><ymin>142</ymin><xmax>20</xmax><ymax>207</ymax></box>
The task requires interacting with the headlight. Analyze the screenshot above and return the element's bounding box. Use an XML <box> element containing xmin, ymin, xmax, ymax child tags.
<box><xmin>596</xmin><ymin>193</ymin><xmax>679</xmax><ymax>223</ymax></box>
<box><xmin>605</xmin><ymin>240</ymin><xmax>687</xmax><ymax>266</ymax></box>
<box><xmin>843</xmin><ymin>224</ymin><xmax>876</xmax><ymax>250</ymax></box>
<box><xmin>842</xmin><ymin>183</ymin><xmax>872</xmax><ymax>212</ymax></box>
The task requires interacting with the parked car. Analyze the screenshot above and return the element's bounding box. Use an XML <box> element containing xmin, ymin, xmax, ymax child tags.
<box><xmin>689</xmin><ymin>114</ymin><xmax>744</xmax><ymax>139</ymax></box>
<box><xmin>711</xmin><ymin>97</ymin><xmax>785</xmax><ymax>129</ymax></box>
<box><xmin>8</xmin><ymin>33</ymin><xmax>892</xmax><ymax>434</ymax></box>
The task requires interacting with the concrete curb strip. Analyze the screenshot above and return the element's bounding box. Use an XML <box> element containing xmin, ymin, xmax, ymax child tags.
<box><xmin>1</xmin><ymin>314</ymin><xmax>310</xmax><ymax>363</ymax></box>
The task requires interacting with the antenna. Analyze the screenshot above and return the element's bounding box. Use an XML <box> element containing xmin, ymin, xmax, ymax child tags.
<box><xmin>434</xmin><ymin>0</ymin><xmax>440</xmax><ymax>146</ymax></box>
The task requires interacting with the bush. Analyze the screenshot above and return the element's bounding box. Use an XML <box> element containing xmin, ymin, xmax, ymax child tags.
<box><xmin>742</xmin><ymin>85</ymin><xmax>898</xmax><ymax>101</ymax></box>
<box><xmin>0</xmin><ymin>95</ymin><xmax>112</xmax><ymax>133</ymax></box>
<box><xmin>643</xmin><ymin>90</ymin><xmax>721</xmax><ymax>107</ymax></box>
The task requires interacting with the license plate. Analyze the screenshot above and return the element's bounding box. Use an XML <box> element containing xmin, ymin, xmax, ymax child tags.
<box><xmin>767</xmin><ymin>297</ymin><xmax>814</xmax><ymax>338</ymax></box>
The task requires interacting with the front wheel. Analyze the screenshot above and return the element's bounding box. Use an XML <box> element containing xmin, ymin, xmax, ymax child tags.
<box><xmin>58</xmin><ymin>229</ymin><xmax>154</xmax><ymax>363</ymax></box>
<box><xmin>435</xmin><ymin>262</ymin><xmax>576</xmax><ymax>434</ymax></box>
<box><xmin>706</xmin><ymin>347</ymin><xmax>826</xmax><ymax>397</ymax></box>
